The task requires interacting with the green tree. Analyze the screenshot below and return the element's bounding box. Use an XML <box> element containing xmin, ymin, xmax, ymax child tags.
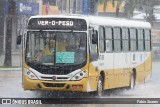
<box><xmin>137</xmin><ymin>0</ymin><xmax>160</xmax><ymax>24</ymax></box>
<box><xmin>124</xmin><ymin>0</ymin><xmax>141</xmax><ymax>18</ymax></box>
<box><xmin>98</xmin><ymin>0</ymin><xmax>110</xmax><ymax>12</ymax></box>
<box><xmin>112</xmin><ymin>0</ymin><xmax>124</xmax><ymax>17</ymax></box>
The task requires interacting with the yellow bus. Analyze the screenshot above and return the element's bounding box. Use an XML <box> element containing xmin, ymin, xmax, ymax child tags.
<box><xmin>21</xmin><ymin>15</ymin><xmax>152</xmax><ymax>96</ymax></box>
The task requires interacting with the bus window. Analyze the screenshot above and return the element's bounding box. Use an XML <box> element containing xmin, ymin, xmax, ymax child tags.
<box><xmin>145</xmin><ymin>29</ymin><xmax>151</xmax><ymax>51</ymax></box>
<box><xmin>122</xmin><ymin>28</ymin><xmax>129</xmax><ymax>52</ymax></box>
<box><xmin>105</xmin><ymin>27</ymin><xmax>113</xmax><ymax>52</ymax></box>
<box><xmin>138</xmin><ymin>29</ymin><xmax>144</xmax><ymax>51</ymax></box>
<box><xmin>99</xmin><ymin>26</ymin><xmax>105</xmax><ymax>53</ymax></box>
<box><xmin>113</xmin><ymin>27</ymin><xmax>121</xmax><ymax>52</ymax></box>
<box><xmin>130</xmin><ymin>28</ymin><xmax>137</xmax><ymax>51</ymax></box>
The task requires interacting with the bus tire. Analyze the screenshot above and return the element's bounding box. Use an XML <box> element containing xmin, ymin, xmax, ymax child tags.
<box><xmin>129</xmin><ymin>72</ymin><xmax>136</xmax><ymax>89</ymax></box>
<box><xmin>97</xmin><ymin>75</ymin><xmax>104</xmax><ymax>97</ymax></box>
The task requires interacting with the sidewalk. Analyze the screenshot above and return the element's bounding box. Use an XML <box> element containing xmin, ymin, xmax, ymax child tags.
<box><xmin>0</xmin><ymin>68</ymin><xmax>21</xmax><ymax>71</ymax></box>
<box><xmin>0</xmin><ymin>51</ymin><xmax>22</xmax><ymax>71</ymax></box>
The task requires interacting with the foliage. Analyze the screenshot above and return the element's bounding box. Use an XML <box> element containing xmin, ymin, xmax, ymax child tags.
<box><xmin>124</xmin><ymin>0</ymin><xmax>140</xmax><ymax>18</ymax></box>
<box><xmin>136</xmin><ymin>0</ymin><xmax>160</xmax><ymax>24</ymax></box>
<box><xmin>114</xmin><ymin>0</ymin><xmax>124</xmax><ymax>17</ymax></box>
<box><xmin>98</xmin><ymin>0</ymin><xmax>160</xmax><ymax>21</ymax></box>
<box><xmin>98</xmin><ymin>0</ymin><xmax>110</xmax><ymax>12</ymax></box>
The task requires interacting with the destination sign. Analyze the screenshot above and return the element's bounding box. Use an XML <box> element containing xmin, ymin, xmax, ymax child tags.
<box><xmin>37</xmin><ymin>21</ymin><xmax>74</xmax><ymax>26</ymax></box>
<box><xmin>28</xmin><ymin>18</ymin><xmax>87</xmax><ymax>31</ymax></box>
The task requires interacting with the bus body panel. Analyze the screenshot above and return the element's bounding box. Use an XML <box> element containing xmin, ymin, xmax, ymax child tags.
<box><xmin>23</xmin><ymin>76</ymin><xmax>88</xmax><ymax>92</ymax></box>
<box><xmin>22</xmin><ymin>15</ymin><xmax>152</xmax><ymax>93</ymax></box>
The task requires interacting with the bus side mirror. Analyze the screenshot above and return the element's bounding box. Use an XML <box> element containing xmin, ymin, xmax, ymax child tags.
<box><xmin>16</xmin><ymin>35</ymin><xmax>22</xmax><ymax>45</ymax></box>
<box><xmin>92</xmin><ymin>33</ymin><xmax>98</xmax><ymax>44</ymax></box>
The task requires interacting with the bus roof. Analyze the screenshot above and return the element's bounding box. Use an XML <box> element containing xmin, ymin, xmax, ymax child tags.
<box><xmin>29</xmin><ymin>15</ymin><xmax>86</xmax><ymax>20</ymax></box>
<box><xmin>29</xmin><ymin>15</ymin><xmax>151</xmax><ymax>29</ymax></box>
<box><xmin>87</xmin><ymin>16</ymin><xmax>151</xmax><ymax>29</ymax></box>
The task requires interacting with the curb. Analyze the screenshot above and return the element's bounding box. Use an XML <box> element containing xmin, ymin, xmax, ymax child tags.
<box><xmin>0</xmin><ymin>68</ymin><xmax>21</xmax><ymax>71</ymax></box>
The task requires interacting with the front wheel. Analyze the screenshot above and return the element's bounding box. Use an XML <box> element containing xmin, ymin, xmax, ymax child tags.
<box><xmin>97</xmin><ymin>75</ymin><xmax>104</xmax><ymax>97</ymax></box>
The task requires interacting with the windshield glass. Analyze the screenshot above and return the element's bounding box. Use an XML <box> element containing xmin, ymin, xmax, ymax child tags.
<box><xmin>26</xmin><ymin>31</ymin><xmax>87</xmax><ymax>66</ymax></box>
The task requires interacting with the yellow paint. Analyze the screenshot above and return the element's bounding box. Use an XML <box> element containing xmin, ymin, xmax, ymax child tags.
<box><xmin>23</xmin><ymin>76</ymin><xmax>88</xmax><ymax>92</ymax></box>
<box><xmin>90</xmin><ymin>53</ymin><xmax>152</xmax><ymax>91</ymax></box>
<box><xmin>104</xmin><ymin>69</ymin><xmax>116</xmax><ymax>89</ymax></box>
<box><xmin>42</xmin><ymin>5</ymin><xmax>59</xmax><ymax>15</ymax></box>
<box><xmin>88</xmin><ymin>63</ymin><xmax>99</xmax><ymax>91</ymax></box>
<box><xmin>136</xmin><ymin>53</ymin><xmax>152</xmax><ymax>84</ymax></box>
<box><xmin>23</xmin><ymin>51</ymin><xmax>152</xmax><ymax>92</ymax></box>
<box><xmin>98</xmin><ymin>1</ymin><xmax>124</xmax><ymax>12</ymax></box>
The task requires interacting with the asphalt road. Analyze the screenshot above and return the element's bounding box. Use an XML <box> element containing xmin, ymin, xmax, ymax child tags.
<box><xmin>0</xmin><ymin>62</ymin><xmax>160</xmax><ymax>106</ymax></box>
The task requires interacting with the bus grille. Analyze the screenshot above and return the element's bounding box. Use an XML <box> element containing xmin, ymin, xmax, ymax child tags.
<box><xmin>41</xmin><ymin>76</ymin><xmax>68</xmax><ymax>80</ymax></box>
<box><xmin>43</xmin><ymin>83</ymin><xmax>65</xmax><ymax>88</ymax></box>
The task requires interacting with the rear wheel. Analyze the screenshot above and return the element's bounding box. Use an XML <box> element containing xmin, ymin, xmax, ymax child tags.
<box><xmin>97</xmin><ymin>75</ymin><xmax>104</xmax><ymax>97</ymax></box>
<box><xmin>129</xmin><ymin>72</ymin><xmax>136</xmax><ymax>89</ymax></box>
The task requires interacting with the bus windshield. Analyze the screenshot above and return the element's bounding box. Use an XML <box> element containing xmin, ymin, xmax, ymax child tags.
<box><xmin>26</xmin><ymin>31</ymin><xmax>87</xmax><ymax>67</ymax></box>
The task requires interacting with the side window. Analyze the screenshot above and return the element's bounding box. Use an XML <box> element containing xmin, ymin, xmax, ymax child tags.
<box><xmin>122</xmin><ymin>28</ymin><xmax>129</xmax><ymax>52</ymax></box>
<box><xmin>113</xmin><ymin>27</ymin><xmax>121</xmax><ymax>52</ymax></box>
<box><xmin>105</xmin><ymin>27</ymin><xmax>113</xmax><ymax>52</ymax></box>
<box><xmin>99</xmin><ymin>26</ymin><xmax>105</xmax><ymax>53</ymax></box>
<box><xmin>130</xmin><ymin>28</ymin><xmax>137</xmax><ymax>51</ymax></box>
<box><xmin>144</xmin><ymin>29</ymin><xmax>151</xmax><ymax>51</ymax></box>
<box><xmin>138</xmin><ymin>29</ymin><xmax>144</xmax><ymax>51</ymax></box>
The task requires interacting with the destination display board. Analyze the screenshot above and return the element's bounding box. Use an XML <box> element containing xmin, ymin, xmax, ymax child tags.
<box><xmin>28</xmin><ymin>18</ymin><xmax>87</xmax><ymax>31</ymax></box>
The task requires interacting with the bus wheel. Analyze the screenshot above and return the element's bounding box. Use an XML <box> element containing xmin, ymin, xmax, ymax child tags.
<box><xmin>129</xmin><ymin>72</ymin><xmax>136</xmax><ymax>89</ymax></box>
<box><xmin>97</xmin><ymin>75</ymin><xmax>103</xmax><ymax>97</ymax></box>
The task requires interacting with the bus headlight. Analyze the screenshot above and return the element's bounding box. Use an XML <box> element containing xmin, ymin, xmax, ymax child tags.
<box><xmin>71</xmin><ymin>70</ymin><xmax>87</xmax><ymax>81</ymax></box>
<box><xmin>26</xmin><ymin>70</ymin><xmax>38</xmax><ymax>80</ymax></box>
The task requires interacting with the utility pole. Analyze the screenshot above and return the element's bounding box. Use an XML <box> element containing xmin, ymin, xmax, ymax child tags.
<box><xmin>90</xmin><ymin>0</ymin><xmax>98</xmax><ymax>15</ymax></box>
<box><xmin>4</xmin><ymin>0</ymin><xmax>16</xmax><ymax>66</ymax></box>
<box><xmin>69</xmin><ymin>0</ymin><xmax>71</xmax><ymax>14</ymax></box>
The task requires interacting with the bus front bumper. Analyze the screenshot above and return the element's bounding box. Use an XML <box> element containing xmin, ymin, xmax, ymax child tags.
<box><xmin>23</xmin><ymin>76</ymin><xmax>89</xmax><ymax>92</ymax></box>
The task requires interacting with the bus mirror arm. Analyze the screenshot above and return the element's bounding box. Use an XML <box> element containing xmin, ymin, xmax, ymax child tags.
<box><xmin>92</xmin><ymin>34</ymin><xmax>98</xmax><ymax>44</ymax></box>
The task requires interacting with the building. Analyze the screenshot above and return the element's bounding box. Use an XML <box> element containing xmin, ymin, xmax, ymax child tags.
<box><xmin>0</xmin><ymin>0</ymin><xmax>41</xmax><ymax>53</ymax></box>
<box><xmin>42</xmin><ymin>0</ymin><xmax>58</xmax><ymax>15</ymax></box>
<box><xmin>42</xmin><ymin>0</ymin><xmax>83</xmax><ymax>15</ymax></box>
<box><xmin>98</xmin><ymin>1</ymin><xmax>125</xmax><ymax>17</ymax></box>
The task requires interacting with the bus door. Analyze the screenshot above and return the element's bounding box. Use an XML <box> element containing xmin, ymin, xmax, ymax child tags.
<box><xmin>122</xmin><ymin>28</ymin><xmax>131</xmax><ymax>87</ymax></box>
<box><xmin>104</xmin><ymin>27</ymin><xmax>115</xmax><ymax>89</ymax></box>
<box><xmin>113</xmin><ymin>27</ymin><xmax>125</xmax><ymax>88</ymax></box>
<box><xmin>144</xmin><ymin>29</ymin><xmax>152</xmax><ymax>79</ymax></box>
<box><xmin>88</xmin><ymin>29</ymin><xmax>99</xmax><ymax>91</ymax></box>
<box><xmin>132</xmin><ymin>29</ymin><xmax>146</xmax><ymax>83</ymax></box>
